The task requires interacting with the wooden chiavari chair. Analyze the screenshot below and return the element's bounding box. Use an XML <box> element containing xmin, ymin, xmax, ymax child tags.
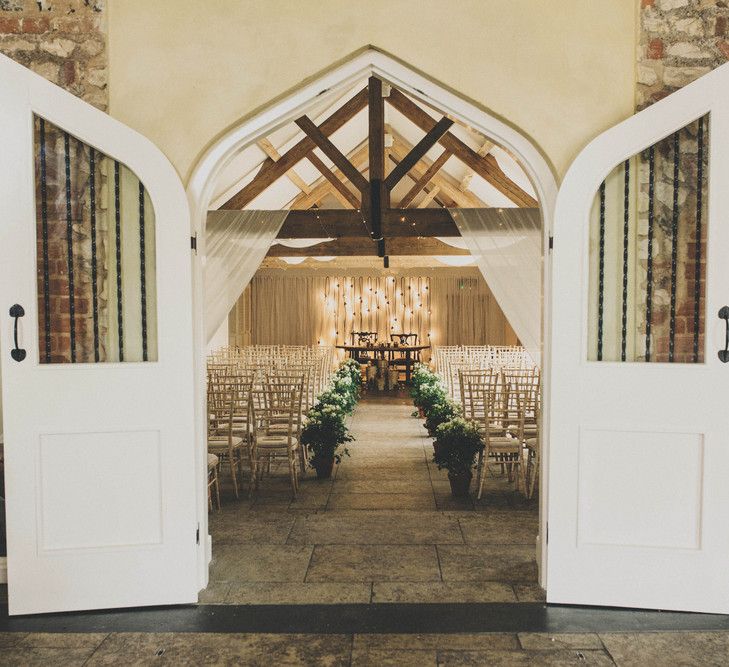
<box><xmin>469</xmin><ymin>380</ymin><xmax>525</xmax><ymax>499</ymax></box>
<box><xmin>207</xmin><ymin>453</ymin><xmax>221</xmax><ymax>511</ymax></box>
<box><xmin>265</xmin><ymin>370</ymin><xmax>308</xmax><ymax>472</ymax></box>
<box><xmin>250</xmin><ymin>381</ymin><xmax>303</xmax><ymax>498</ymax></box>
<box><xmin>207</xmin><ymin>381</ymin><xmax>247</xmax><ymax>499</ymax></box>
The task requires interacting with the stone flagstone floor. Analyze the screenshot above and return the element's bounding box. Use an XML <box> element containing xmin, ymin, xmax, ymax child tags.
<box><xmin>4</xmin><ymin>630</ymin><xmax>729</xmax><ymax>665</ymax></box>
<box><xmin>203</xmin><ymin>392</ymin><xmax>542</xmax><ymax>605</ymax></box>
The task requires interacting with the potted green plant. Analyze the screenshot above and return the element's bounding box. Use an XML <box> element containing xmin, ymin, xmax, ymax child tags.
<box><xmin>301</xmin><ymin>404</ymin><xmax>354</xmax><ymax>479</ymax></box>
<box><xmin>424</xmin><ymin>399</ymin><xmax>461</xmax><ymax>440</ymax></box>
<box><xmin>433</xmin><ymin>417</ymin><xmax>484</xmax><ymax>497</ymax></box>
<box><xmin>412</xmin><ymin>380</ymin><xmax>447</xmax><ymax>417</ymax></box>
<box><xmin>410</xmin><ymin>364</ymin><xmax>439</xmax><ymax>417</ymax></box>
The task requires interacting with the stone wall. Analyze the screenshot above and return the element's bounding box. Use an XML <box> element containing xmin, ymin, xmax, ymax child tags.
<box><xmin>1</xmin><ymin>1</ymin><xmax>109</xmax><ymax>363</ymax></box>
<box><xmin>638</xmin><ymin>0</ymin><xmax>729</xmax><ymax>109</ymax></box>
<box><xmin>0</xmin><ymin>0</ymin><xmax>107</xmax><ymax>109</ymax></box>
<box><xmin>630</xmin><ymin>1</ymin><xmax>725</xmax><ymax>363</ymax></box>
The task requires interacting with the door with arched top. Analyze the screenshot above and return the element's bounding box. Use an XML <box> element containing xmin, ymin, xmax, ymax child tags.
<box><xmin>0</xmin><ymin>54</ymin><xmax>198</xmax><ymax>615</ymax></box>
<box><xmin>548</xmin><ymin>63</ymin><xmax>729</xmax><ymax>613</ymax></box>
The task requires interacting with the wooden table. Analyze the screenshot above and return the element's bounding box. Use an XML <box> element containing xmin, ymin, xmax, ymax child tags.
<box><xmin>336</xmin><ymin>344</ymin><xmax>430</xmax><ymax>383</ymax></box>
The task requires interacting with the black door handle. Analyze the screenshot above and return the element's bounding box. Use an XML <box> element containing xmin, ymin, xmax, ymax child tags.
<box><xmin>719</xmin><ymin>306</ymin><xmax>729</xmax><ymax>363</ymax></box>
<box><xmin>9</xmin><ymin>304</ymin><xmax>26</xmax><ymax>362</ymax></box>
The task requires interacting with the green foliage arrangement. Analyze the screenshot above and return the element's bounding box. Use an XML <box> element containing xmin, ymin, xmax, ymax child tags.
<box><xmin>409</xmin><ymin>363</ymin><xmax>447</xmax><ymax>413</ymax></box>
<box><xmin>424</xmin><ymin>399</ymin><xmax>462</xmax><ymax>437</ymax></box>
<box><xmin>433</xmin><ymin>417</ymin><xmax>484</xmax><ymax>475</ymax></box>
<box><xmin>301</xmin><ymin>404</ymin><xmax>354</xmax><ymax>464</ymax></box>
<box><xmin>412</xmin><ymin>379</ymin><xmax>448</xmax><ymax>413</ymax></box>
<box><xmin>302</xmin><ymin>359</ymin><xmax>362</xmax><ymax>469</ymax></box>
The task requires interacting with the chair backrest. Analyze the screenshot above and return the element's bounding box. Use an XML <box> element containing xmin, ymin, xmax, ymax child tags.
<box><xmin>390</xmin><ymin>333</ymin><xmax>418</xmax><ymax>346</ymax></box>
<box><xmin>502</xmin><ymin>366</ymin><xmax>540</xmax><ymax>417</ymax></box>
<box><xmin>255</xmin><ymin>381</ymin><xmax>303</xmax><ymax>436</ymax></box>
<box><xmin>206</xmin><ymin>382</ymin><xmax>233</xmax><ymax>439</ymax></box>
<box><xmin>469</xmin><ymin>381</ymin><xmax>522</xmax><ymax>449</ymax></box>
<box><xmin>351</xmin><ymin>331</ymin><xmax>378</xmax><ymax>346</ymax></box>
<box><xmin>461</xmin><ymin>369</ymin><xmax>500</xmax><ymax>422</ymax></box>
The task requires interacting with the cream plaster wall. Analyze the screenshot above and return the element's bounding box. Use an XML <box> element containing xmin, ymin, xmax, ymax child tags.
<box><xmin>107</xmin><ymin>0</ymin><xmax>637</xmax><ymax>184</ymax></box>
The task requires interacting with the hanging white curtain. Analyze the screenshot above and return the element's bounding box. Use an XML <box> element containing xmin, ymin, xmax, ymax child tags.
<box><xmin>449</xmin><ymin>208</ymin><xmax>542</xmax><ymax>364</ymax></box>
<box><xmin>204</xmin><ymin>210</ymin><xmax>288</xmax><ymax>342</ymax></box>
<box><xmin>272</xmin><ymin>238</ymin><xmax>333</xmax><ymax>248</ymax></box>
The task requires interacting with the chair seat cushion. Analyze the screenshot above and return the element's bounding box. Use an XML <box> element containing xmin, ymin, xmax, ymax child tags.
<box><xmin>525</xmin><ymin>437</ymin><xmax>538</xmax><ymax>450</ymax></box>
<box><xmin>207</xmin><ymin>453</ymin><xmax>219</xmax><ymax>469</ymax></box>
<box><xmin>208</xmin><ymin>435</ymin><xmax>245</xmax><ymax>451</ymax></box>
<box><xmin>256</xmin><ymin>434</ymin><xmax>299</xmax><ymax>448</ymax></box>
<box><xmin>488</xmin><ymin>437</ymin><xmax>521</xmax><ymax>452</ymax></box>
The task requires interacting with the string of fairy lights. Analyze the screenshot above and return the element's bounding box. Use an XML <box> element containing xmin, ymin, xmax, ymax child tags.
<box><xmin>317</xmin><ymin>275</ymin><xmax>432</xmax><ymax>346</ymax></box>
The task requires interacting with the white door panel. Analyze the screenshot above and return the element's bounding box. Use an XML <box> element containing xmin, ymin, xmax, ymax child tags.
<box><xmin>0</xmin><ymin>54</ymin><xmax>197</xmax><ymax>615</ymax></box>
<box><xmin>549</xmin><ymin>63</ymin><xmax>729</xmax><ymax>613</ymax></box>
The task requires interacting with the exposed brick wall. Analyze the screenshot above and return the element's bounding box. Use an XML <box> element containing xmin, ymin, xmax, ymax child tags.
<box><xmin>638</xmin><ymin>0</ymin><xmax>729</xmax><ymax>110</ymax></box>
<box><xmin>35</xmin><ymin>120</ymin><xmax>110</xmax><ymax>363</ymax></box>
<box><xmin>0</xmin><ymin>0</ymin><xmax>107</xmax><ymax>110</ymax></box>
<box><xmin>1</xmin><ymin>1</ymin><xmax>109</xmax><ymax>363</ymax></box>
<box><xmin>634</xmin><ymin>0</ymin><xmax>722</xmax><ymax>363</ymax></box>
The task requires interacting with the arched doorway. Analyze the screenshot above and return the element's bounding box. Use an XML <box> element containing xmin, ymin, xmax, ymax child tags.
<box><xmin>187</xmin><ymin>48</ymin><xmax>558</xmax><ymax>593</ymax></box>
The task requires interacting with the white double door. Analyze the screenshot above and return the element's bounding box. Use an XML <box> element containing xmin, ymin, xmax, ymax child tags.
<box><xmin>3</xmin><ymin>50</ymin><xmax>729</xmax><ymax>616</ymax></box>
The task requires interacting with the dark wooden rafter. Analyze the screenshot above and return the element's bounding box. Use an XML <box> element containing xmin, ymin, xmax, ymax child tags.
<box><xmin>277</xmin><ymin>208</ymin><xmax>459</xmax><ymax>238</ymax></box>
<box><xmin>221</xmin><ymin>87</ymin><xmax>368</xmax><ymax>209</ymax></box>
<box><xmin>294</xmin><ymin>115</ymin><xmax>369</xmax><ymax>193</ymax></box>
<box><xmin>305</xmin><ymin>152</ymin><xmax>360</xmax><ymax>209</ymax></box>
<box><xmin>398</xmin><ymin>149</ymin><xmax>452</xmax><ymax>208</ymax></box>
<box><xmin>384</xmin><ymin>117</ymin><xmax>453</xmax><ymax>191</ymax></box>
<box><xmin>386</xmin><ymin>87</ymin><xmax>538</xmax><ymax>207</ymax></box>
<box><xmin>291</xmin><ymin>140</ymin><xmax>369</xmax><ymax>209</ymax></box>
<box><xmin>367</xmin><ymin>75</ymin><xmax>387</xmax><ymax>257</ymax></box>
<box><xmin>219</xmin><ymin>77</ymin><xmax>539</xmax><ymax>262</ymax></box>
<box><xmin>268</xmin><ymin>236</ymin><xmax>469</xmax><ymax>257</ymax></box>
<box><xmin>387</xmin><ymin>152</ymin><xmax>455</xmax><ymax>208</ymax></box>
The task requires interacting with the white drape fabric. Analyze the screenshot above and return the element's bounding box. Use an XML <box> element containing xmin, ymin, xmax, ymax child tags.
<box><xmin>449</xmin><ymin>208</ymin><xmax>542</xmax><ymax>364</ymax></box>
<box><xmin>272</xmin><ymin>238</ymin><xmax>334</xmax><ymax>248</ymax></box>
<box><xmin>204</xmin><ymin>210</ymin><xmax>288</xmax><ymax>342</ymax></box>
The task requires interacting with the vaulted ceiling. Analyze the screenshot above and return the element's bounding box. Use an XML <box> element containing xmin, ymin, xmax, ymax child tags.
<box><xmin>210</xmin><ymin>76</ymin><xmax>539</xmax><ymax>264</ymax></box>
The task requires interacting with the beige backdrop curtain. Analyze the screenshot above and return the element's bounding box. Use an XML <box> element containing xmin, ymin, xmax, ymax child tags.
<box><xmin>230</xmin><ymin>269</ymin><xmax>518</xmax><ymax>353</ymax></box>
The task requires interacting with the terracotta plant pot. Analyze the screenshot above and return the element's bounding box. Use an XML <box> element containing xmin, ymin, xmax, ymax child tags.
<box><xmin>312</xmin><ymin>455</ymin><xmax>335</xmax><ymax>480</ymax></box>
<box><xmin>418</xmin><ymin>407</ymin><xmax>425</xmax><ymax>419</ymax></box>
<box><xmin>448</xmin><ymin>470</ymin><xmax>473</xmax><ymax>497</ymax></box>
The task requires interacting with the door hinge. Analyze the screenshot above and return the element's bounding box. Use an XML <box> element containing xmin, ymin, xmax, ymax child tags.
<box><xmin>548</xmin><ymin>235</ymin><xmax>554</xmax><ymax>251</ymax></box>
<box><xmin>191</xmin><ymin>234</ymin><xmax>198</xmax><ymax>253</ymax></box>
<box><xmin>196</xmin><ymin>524</ymin><xmax>200</xmax><ymax>545</ymax></box>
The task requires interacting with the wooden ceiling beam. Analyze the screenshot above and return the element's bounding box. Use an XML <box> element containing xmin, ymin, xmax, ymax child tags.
<box><xmin>267</xmin><ymin>236</ymin><xmax>469</xmax><ymax>257</ymax></box>
<box><xmin>221</xmin><ymin>87</ymin><xmax>368</xmax><ymax>209</ymax></box>
<box><xmin>276</xmin><ymin>208</ymin><xmax>460</xmax><ymax>238</ymax></box>
<box><xmin>305</xmin><ymin>152</ymin><xmax>360</xmax><ymax>209</ymax></box>
<box><xmin>386</xmin><ymin>88</ymin><xmax>538</xmax><ymax>207</ymax></box>
<box><xmin>367</xmin><ymin>76</ymin><xmax>387</xmax><ymax>257</ymax></box>
<box><xmin>291</xmin><ymin>141</ymin><xmax>369</xmax><ymax>210</ymax></box>
<box><xmin>384</xmin><ymin>117</ymin><xmax>453</xmax><ymax>191</ymax></box>
<box><xmin>417</xmin><ymin>185</ymin><xmax>441</xmax><ymax>208</ymax></box>
<box><xmin>398</xmin><ymin>149</ymin><xmax>452</xmax><ymax>208</ymax></box>
<box><xmin>256</xmin><ymin>138</ymin><xmax>311</xmax><ymax>194</ymax></box>
<box><xmin>388</xmin><ymin>136</ymin><xmax>470</xmax><ymax>207</ymax></box>
<box><xmin>388</xmin><ymin>132</ymin><xmax>487</xmax><ymax>208</ymax></box>
<box><xmin>294</xmin><ymin>115</ymin><xmax>369</xmax><ymax>193</ymax></box>
<box><xmin>459</xmin><ymin>139</ymin><xmax>494</xmax><ymax>192</ymax></box>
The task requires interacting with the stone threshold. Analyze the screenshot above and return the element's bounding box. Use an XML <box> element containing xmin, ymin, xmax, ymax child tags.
<box><xmin>1</xmin><ymin>603</ymin><xmax>728</xmax><ymax>635</ymax></box>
